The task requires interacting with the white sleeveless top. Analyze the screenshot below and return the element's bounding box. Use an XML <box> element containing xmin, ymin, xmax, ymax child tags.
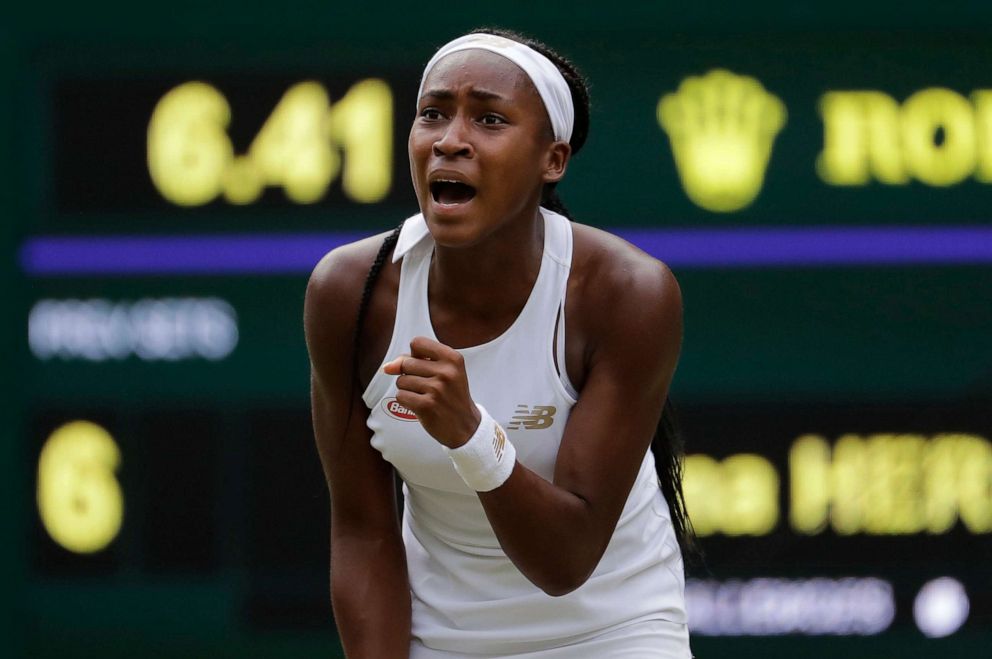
<box><xmin>362</xmin><ymin>208</ymin><xmax>686</xmax><ymax>655</ymax></box>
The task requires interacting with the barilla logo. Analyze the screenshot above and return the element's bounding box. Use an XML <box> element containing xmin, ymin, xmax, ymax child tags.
<box><xmin>383</xmin><ymin>398</ymin><xmax>418</xmax><ymax>421</ymax></box>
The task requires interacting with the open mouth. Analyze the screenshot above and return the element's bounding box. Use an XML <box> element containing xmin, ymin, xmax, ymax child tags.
<box><xmin>430</xmin><ymin>180</ymin><xmax>477</xmax><ymax>206</ymax></box>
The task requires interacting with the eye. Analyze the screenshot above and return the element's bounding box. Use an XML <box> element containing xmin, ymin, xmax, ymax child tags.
<box><xmin>420</xmin><ymin>107</ymin><xmax>444</xmax><ymax>121</ymax></box>
<box><xmin>480</xmin><ymin>113</ymin><xmax>507</xmax><ymax>126</ymax></box>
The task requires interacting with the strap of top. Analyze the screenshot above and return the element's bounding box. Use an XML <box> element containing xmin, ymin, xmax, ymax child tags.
<box><xmin>542</xmin><ymin>208</ymin><xmax>578</xmax><ymax>398</ymax></box>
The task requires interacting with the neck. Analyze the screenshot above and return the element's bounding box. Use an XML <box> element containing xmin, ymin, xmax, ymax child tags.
<box><xmin>429</xmin><ymin>208</ymin><xmax>545</xmax><ymax>323</ymax></box>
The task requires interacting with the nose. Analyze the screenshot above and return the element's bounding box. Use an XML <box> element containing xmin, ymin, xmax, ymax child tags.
<box><xmin>433</xmin><ymin>115</ymin><xmax>473</xmax><ymax>158</ymax></box>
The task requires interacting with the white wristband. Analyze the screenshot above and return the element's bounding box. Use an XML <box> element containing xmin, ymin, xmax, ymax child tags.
<box><xmin>445</xmin><ymin>404</ymin><xmax>516</xmax><ymax>492</ymax></box>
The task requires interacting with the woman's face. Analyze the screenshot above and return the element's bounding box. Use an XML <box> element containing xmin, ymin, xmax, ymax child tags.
<box><xmin>409</xmin><ymin>49</ymin><xmax>569</xmax><ymax>248</ymax></box>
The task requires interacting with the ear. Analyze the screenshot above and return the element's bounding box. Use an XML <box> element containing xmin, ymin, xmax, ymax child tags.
<box><xmin>541</xmin><ymin>140</ymin><xmax>572</xmax><ymax>185</ymax></box>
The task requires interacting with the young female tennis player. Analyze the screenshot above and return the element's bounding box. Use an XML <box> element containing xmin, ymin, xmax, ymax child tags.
<box><xmin>305</xmin><ymin>28</ymin><xmax>693</xmax><ymax>658</ymax></box>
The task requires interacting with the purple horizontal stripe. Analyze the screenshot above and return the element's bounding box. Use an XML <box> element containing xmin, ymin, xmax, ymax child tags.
<box><xmin>19</xmin><ymin>227</ymin><xmax>992</xmax><ymax>276</ymax></box>
<box><xmin>618</xmin><ymin>226</ymin><xmax>992</xmax><ymax>267</ymax></box>
<box><xmin>19</xmin><ymin>232</ymin><xmax>369</xmax><ymax>276</ymax></box>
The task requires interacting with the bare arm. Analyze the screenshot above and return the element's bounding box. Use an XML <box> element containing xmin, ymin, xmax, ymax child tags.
<box><xmin>305</xmin><ymin>240</ymin><xmax>411</xmax><ymax>657</ymax></box>
<box><xmin>481</xmin><ymin>253</ymin><xmax>681</xmax><ymax>595</ymax></box>
<box><xmin>386</xmin><ymin>237</ymin><xmax>683</xmax><ymax>596</ymax></box>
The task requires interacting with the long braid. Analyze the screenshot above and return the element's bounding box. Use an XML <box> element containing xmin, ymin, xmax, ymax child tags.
<box><xmin>472</xmin><ymin>28</ymin><xmax>699</xmax><ymax>562</ymax></box>
<box><xmin>343</xmin><ymin>223</ymin><xmax>404</xmax><ymax>439</ymax></box>
<box><xmin>657</xmin><ymin>400</ymin><xmax>699</xmax><ymax>561</ymax></box>
<box><xmin>354</xmin><ymin>223</ymin><xmax>404</xmax><ymax>361</ymax></box>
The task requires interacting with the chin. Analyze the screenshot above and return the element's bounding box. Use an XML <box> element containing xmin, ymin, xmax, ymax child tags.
<box><xmin>423</xmin><ymin>211</ymin><xmax>487</xmax><ymax>249</ymax></box>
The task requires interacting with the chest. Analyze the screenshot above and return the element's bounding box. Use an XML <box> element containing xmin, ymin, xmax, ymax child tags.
<box><xmin>368</xmin><ymin>351</ymin><xmax>574</xmax><ymax>492</ymax></box>
<box><xmin>359</xmin><ymin>261</ymin><xmax>589</xmax><ymax>398</ymax></box>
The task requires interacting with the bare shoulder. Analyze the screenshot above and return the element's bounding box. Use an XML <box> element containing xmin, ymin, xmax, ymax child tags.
<box><xmin>306</xmin><ymin>232</ymin><xmax>393</xmax><ymax>308</ymax></box>
<box><xmin>304</xmin><ymin>231</ymin><xmax>396</xmax><ymax>368</ymax></box>
<box><xmin>568</xmin><ymin>222</ymin><xmax>682</xmax><ymax>338</ymax></box>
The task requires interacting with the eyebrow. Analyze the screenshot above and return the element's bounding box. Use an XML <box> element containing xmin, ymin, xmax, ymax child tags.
<box><xmin>421</xmin><ymin>88</ymin><xmax>507</xmax><ymax>103</ymax></box>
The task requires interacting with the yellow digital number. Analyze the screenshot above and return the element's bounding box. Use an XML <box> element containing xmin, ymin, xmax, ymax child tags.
<box><xmin>147</xmin><ymin>81</ymin><xmax>234</xmax><ymax>206</ymax></box>
<box><xmin>148</xmin><ymin>78</ymin><xmax>392</xmax><ymax>206</ymax></box>
<box><xmin>237</xmin><ymin>82</ymin><xmax>338</xmax><ymax>204</ymax></box>
<box><xmin>37</xmin><ymin>421</ymin><xmax>124</xmax><ymax>554</ymax></box>
<box><xmin>327</xmin><ymin>78</ymin><xmax>393</xmax><ymax>203</ymax></box>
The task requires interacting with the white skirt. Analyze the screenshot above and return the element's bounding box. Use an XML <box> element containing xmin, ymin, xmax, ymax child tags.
<box><xmin>409</xmin><ymin>619</ymin><xmax>692</xmax><ymax>659</ymax></box>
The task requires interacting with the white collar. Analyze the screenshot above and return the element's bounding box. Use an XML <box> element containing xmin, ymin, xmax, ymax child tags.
<box><xmin>391</xmin><ymin>213</ymin><xmax>431</xmax><ymax>263</ymax></box>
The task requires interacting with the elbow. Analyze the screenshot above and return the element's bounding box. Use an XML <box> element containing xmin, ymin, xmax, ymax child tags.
<box><xmin>540</xmin><ymin>582</ymin><xmax>581</xmax><ymax>598</ymax></box>
<box><xmin>522</xmin><ymin>528</ymin><xmax>609</xmax><ymax>597</ymax></box>
<box><xmin>533</xmin><ymin>565</ymin><xmax>596</xmax><ymax>598</ymax></box>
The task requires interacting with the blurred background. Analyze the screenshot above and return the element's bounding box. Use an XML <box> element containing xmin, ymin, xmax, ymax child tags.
<box><xmin>4</xmin><ymin>1</ymin><xmax>991</xmax><ymax>657</ymax></box>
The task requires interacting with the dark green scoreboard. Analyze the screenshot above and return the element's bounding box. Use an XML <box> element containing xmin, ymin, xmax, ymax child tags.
<box><xmin>6</xmin><ymin>4</ymin><xmax>992</xmax><ymax>658</ymax></box>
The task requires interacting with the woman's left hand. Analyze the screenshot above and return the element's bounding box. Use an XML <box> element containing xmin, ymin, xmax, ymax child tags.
<box><xmin>383</xmin><ymin>336</ymin><xmax>482</xmax><ymax>449</ymax></box>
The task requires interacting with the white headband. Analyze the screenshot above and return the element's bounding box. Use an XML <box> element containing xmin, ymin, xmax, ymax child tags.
<box><xmin>417</xmin><ymin>34</ymin><xmax>575</xmax><ymax>143</ymax></box>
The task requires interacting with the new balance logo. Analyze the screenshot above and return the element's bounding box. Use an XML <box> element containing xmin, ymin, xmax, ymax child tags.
<box><xmin>507</xmin><ymin>405</ymin><xmax>557</xmax><ymax>431</ymax></box>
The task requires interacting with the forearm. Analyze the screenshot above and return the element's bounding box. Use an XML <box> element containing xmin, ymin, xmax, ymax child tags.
<box><xmin>331</xmin><ymin>535</ymin><xmax>412</xmax><ymax>658</ymax></box>
<box><xmin>478</xmin><ymin>463</ymin><xmax>615</xmax><ymax>596</ymax></box>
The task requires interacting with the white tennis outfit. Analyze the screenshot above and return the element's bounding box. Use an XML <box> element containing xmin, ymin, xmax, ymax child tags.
<box><xmin>362</xmin><ymin>208</ymin><xmax>690</xmax><ymax>658</ymax></box>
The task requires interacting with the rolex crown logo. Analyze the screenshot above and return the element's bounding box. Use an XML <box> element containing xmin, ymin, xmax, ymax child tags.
<box><xmin>657</xmin><ymin>69</ymin><xmax>787</xmax><ymax>213</ymax></box>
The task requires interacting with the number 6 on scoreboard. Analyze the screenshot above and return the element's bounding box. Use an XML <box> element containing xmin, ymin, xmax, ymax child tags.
<box><xmin>36</xmin><ymin>421</ymin><xmax>124</xmax><ymax>554</ymax></box>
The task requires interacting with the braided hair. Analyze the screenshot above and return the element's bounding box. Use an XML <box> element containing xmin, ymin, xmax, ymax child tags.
<box><xmin>353</xmin><ymin>29</ymin><xmax>697</xmax><ymax>562</ymax></box>
<box><xmin>353</xmin><ymin>223</ymin><xmax>403</xmax><ymax>361</ymax></box>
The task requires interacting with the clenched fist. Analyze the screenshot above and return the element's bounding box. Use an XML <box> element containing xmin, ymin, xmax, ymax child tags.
<box><xmin>383</xmin><ymin>336</ymin><xmax>482</xmax><ymax>449</ymax></box>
